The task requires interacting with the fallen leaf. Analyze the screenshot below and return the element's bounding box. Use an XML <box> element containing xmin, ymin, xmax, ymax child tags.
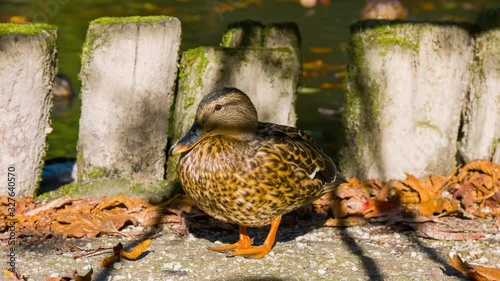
<box><xmin>51</xmin><ymin>210</ymin><xmax>136</xmax><ymax>238</ymax></box>
<box><xmin>309</xmin><ymin>47</ymin><xmax>333</xmax><ymax>54</ymax></box>
<box><xmin>9</xmin><ymin>16</ymin><xmax>29</xmax><ymax>24</ymax></box>
<box><xmin>94</xmin><ymin>195</ymin><xmax>144</xmax><ymax>213</ymax></box>
<box><xmin>3</xmin><ymin>269</ymin><xmax>17</xmax><ymax>280</ymax></box>
<box><xmin>120</xmin><ymin>239</ymin><xmax>152</xmax><ymax>259</ymax></box>
<box><xmin>25</xmin><ymin>196</ymin><xmax>71</xmax><ymax>217</ymax></box>
<box><xmin>100</xmin><ymin>240</ymin><xmax>150</xmax><ymax>268</ymax></box>
<box><xmin>3</xmin><ymin>269</ymin><xmax>27</xmax><ymax>281</ymax></box>
<box><xmin>318</xmin><ymin>82</ymin><xmax>344</xmax><ymax>89</ymax></box>
<box><xmin>100</xmin><ymin>255</ymin><xmax>119</xmax><ymax>268</ymax></box>
<box><xmin>334</xmin><ymin>70</ymin><xmax>347</xmax><ymax>79</ymax></box>
<box><xmin>416</xmin><ymin>198</ymin><xmax>459</xmax><ymax>217</ymax></box>
<box><xmin>323</xmin><ymin>216</ymin><xmax>366</xmax><ymax>227</ymax></box>
<box><xmin>448</xmin><ymin>252</ymin><xmax>500</xmax><ymax>281</ymax></box>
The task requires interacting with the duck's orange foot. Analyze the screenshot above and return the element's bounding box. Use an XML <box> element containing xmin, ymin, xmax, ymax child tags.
<box><xmin>210</xmin><ymin>216</ymin><xmax>282</xmax><ymax>259</ymax></box>
<box><xmin>229</xmin><ymin>244</ymin><xmax>273</xmax><ymax>259</ymax></box>
<box><xmin>209</xmin><ymin>234</ymin><xmax>252</xmax><ymax>252</ymax></box>
<box><xmin>209</xmin><ymin>225</ymin><xmax>253</xmax><ymax>252</ymax></box>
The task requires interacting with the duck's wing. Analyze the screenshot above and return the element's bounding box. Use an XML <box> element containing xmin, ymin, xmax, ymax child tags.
<box><xmin>255</xmin><ymin>122</ymin><xmax>345</xmax><ymax>191</ymax></box>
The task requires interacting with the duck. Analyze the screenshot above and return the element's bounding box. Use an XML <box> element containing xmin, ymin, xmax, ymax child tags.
<box><xmin>53</xmin><ymin>73</ymin><xmax>73</xmax><ymax>99</ymax></box>
<box><xmin>52</xmin><ymin>73</ymin><xmax>74</xmax><ymax>111</ymax></box>
<box><xmin>169</xmin><ymin>86</ymin><xmax>345</xmax><ymax>258</ymax></box>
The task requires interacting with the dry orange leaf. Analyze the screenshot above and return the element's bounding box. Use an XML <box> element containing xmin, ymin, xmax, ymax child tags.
<box><xmin>309</xmin><ymin>47</ymin><xmax>333</xmax><ymax>54</ymax></box>
<box><xmin>94</xmin><ymin>194</ymin><xmax>145</xmax><ymax>213</ymax></box>
<box><xmin>323</xmin><ymin>216</ymin><xmax>366</xmax><ymax>227</ymax></box>
<box><xmin>302</xmin><ymin>60</ymin><xmax>346</xmax><ymax>71</ymax></box>
<box><xmin>448</xmin><ymin>252</ymin><xmax>500</xmax><ymax>281</ymax></box>
<box><xmin>120</xmin><ymin>239</ymin><xmax>152</xmax><ymax>259</ymax></box>
<box><xmin>101</xmin><ymin>240</ymin><xmax>151</xmax><ymax>267</ymax></box>
<box><xmin>416</xmin><ymin>198</ymin><xmax>459</xmax><ymax>217</ymax></box>
<box><xmin>334</xmin><ymin>70</ymin><xmax>347</xmax><ymax>79</ymax></box>
<box><xmin>318</xmin><ymin>82</ymin><xmax>344</xmax><ymax>89</ymax></box>
<box><xmin>3</xmin><ymin>269</ymin><xmax>26</xmax><ymax>281</ymax></box>
<box><xmin>458</xmin><ymin>160</ymin><xmax>499</xmax><ymax>182</ymax></box>
<box><xmin>100</xmin><ymin>255</ymin><xmax>119</xmax><ymax>268</ymax></box>
<box><xmin>3</xmin><ymin>269</ymin><xmax>17</xmax><ymax>280</ymax></box>
<box><xmin>51</xmin><ymin>210</ymin><xmax>137</xmax><ymax>238</ymax></box>
<box><xmin>25</xmin><ymin>196</ymin><xmax>71</xmax><ymax>217</ymax></box>
<box><xmin>362</xmin><ymin>199</ymin><xmax>398</xmax><ymax>218</ymax></box>
<box><xmin>9</xmin><ymin>16</ymin><xmax>29</xmax><ymax>24</ymax></box>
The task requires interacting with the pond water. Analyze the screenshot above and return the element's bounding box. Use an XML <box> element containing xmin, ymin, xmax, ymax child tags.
<box><xmin>0</xmin><ymin>0</ymin><xmax>496</xmax><ymax>163</ymax></box>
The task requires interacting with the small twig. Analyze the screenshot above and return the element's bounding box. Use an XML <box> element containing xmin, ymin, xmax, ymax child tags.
<box><xmin>73</xmin><ymin>246</ymin><xmax>113</xmax><ymax>259</ymax></box>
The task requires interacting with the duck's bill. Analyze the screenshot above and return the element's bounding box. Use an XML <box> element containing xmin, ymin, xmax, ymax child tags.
<box><xmin>169</xmin><ymin>122</ymin><xmax>203</xmax><ymax>156</ymax></box>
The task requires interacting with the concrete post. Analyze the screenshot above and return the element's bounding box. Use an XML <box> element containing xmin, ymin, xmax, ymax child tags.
<box><xmin>77</xmin><ymin>16</ymin><xmax>181</xmax><ymax>189</ymax></box>
<box><xmin>459</xmin><ymin>8</ymin><xmax>500</xmax><ymax>163</ymax></box>
<box><xmin>0</xmin><ymin>23</ymin><xmax>57</xmax><ymax>196</ymax></box>
<box><xmin>341</xmin><ymin>21</ymin><xmax>474</xmax><ymax>180</ymax></box>
<box><xmin>167</xmin><ymin>21</ymin><xmax>301</xmax><ymax>183</ymax></box>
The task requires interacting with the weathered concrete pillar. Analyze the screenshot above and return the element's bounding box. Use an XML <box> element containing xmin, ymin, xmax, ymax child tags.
<box><xmin>341</xmin><ymin>21</ymin><xmax>474</xmax><ymax>180</ymax></box>
<box><xmin>459</xmin><ymin>8</ymin><xmax>500</xmax><ymax>163</ymax></box>
<box><xmin>221</xmin><ymin>20</ymin><xmax>301</xmax><ymax>50</ymax></box>
<box><xmin>78</xmin><ymin>16</ymin><xmax>181</xmax><ymax>187</ymax></box>
<box><xmin>167</xmin><ymin>21</ymin><xmax>301</xmax><ymax>183</ymax></box>
<box><xmin>0</xmin><ymin>24</ymin><xmax>57</xmax><ymax>196</ymax></box>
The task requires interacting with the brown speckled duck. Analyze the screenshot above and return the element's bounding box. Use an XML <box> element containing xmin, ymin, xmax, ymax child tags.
<box><xmin>169</xmin><ymin>87</ymin><xmax>345</xmax><ymax>258</ymax></box>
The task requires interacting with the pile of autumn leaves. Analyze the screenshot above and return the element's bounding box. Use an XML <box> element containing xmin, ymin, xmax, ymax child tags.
<box><xmin>314</xmin><ymin>159</ymin><xmax>500</xmax><ymax>226</ymax></box>
<box><xmin>1</xmin><ymin>159</ymin><xmax>499</xmax><ymax>280</ymax></box>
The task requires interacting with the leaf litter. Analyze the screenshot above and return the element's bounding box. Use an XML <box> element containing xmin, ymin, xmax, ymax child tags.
<box><xmin>1</xmin><ymin>160</ymin><xmax>499</xmax><ymax>280</ymax></box>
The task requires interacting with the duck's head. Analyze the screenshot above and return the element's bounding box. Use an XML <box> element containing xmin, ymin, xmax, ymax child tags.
<box><xmin>169</xmin><ymin>87</ymin><xmax>258</xmax><ymax>156</ymax></box>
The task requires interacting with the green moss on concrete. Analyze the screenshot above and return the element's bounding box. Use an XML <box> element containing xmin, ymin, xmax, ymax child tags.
<box><xmin>178</xmin><ymin>47</ymin><xmax>209</xmax><ymax>96</ymax></box>
<box><xmin>222</xmin><ymin>21</ymin><xmax>300</xmax><ymax>50</ymax></box>
<box><xmin>371</xmin><ymin>26</ymin><xmax>419</xmax><ymax>52</ymax></box>
<box><xmin>87</xmin><ymin>167</ymin><xmax>107</xmax><ymax>179</ymax></box>
<box><xmin>37</xmin><ymin>178</ymin><xmax>181</xmax><ymax>200</ymax></box>
<box><xmin>76</xmin><ymin>150</ymin><xmax>83</xmax><ymax>177</ymax></box>
<box><xmin>91</xmin><ymin>16</ymin><xmax>176</xmax><ymax>26</ymax></box>
<box><xmin>221</xmin><ymin>28</ymin><xmax>238</xmax><ymax>47</ymax></box>
<box><xmin>470</xmin><ymin>28</ymin><xmax>499</xmax><ymax>87</ymax></box>
<box><xmin>416</xmin><ymin>120</ymin><xmax>443</xmax><ymax>136</ymax></box>
<box><xmin>37</xmin><ymin>182</ymin><xmax>84</xmax><ymax>200</ymax></box>
<box><xmin>350</xmin><ymin>21</ymin><xmax>443</xmax><ymax>59</ymax></box>
<box><xmin>183</xmin><ymin>96</ymin><xmax>195</xmax><ymax>109</ymax></box>
<box><xmin>0</xmin><ymin>23</ymin><xmax>56</xmax><ymax>37</ymax></box>
<box><xmin>222</xmin><ymin>20</ymin><xmax>264</xmax><ymax>47</ymax></box>
<box><xmin>80</xmin><ymin>25</ymin><xmax>107</xmax><ymax>81</ymax></box>
<box><xmin>0</xmin><ymin>24</ymin><xmax>58</xmax><ymax>64</ymax></box>
<box><xmin>175</xmin><ymin>47</ymin><xmax>209</xmax><ymax>136</ymax></box>
<box><xmin>341</xmin><ymin>25</ymin><xmax>388</xmax><ymax>177</ymax></box>
<box><xmin>168</xmin><ymin>47</ymin><xmax>210</xmax><ymax>184</ymax></box>
<box><xmin>492</xmin><ymin>138</ymin><xmax>500</xmax><ymax>149</ymax></box>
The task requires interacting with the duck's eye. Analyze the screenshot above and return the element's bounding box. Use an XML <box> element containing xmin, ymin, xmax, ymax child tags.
<box><xmin>215</xmin><ymin>104</ymin><xmax>222</xmax><ymax>111</ymax></box>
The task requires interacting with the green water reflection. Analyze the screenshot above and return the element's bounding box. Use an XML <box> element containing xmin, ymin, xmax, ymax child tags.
<box><xmin>0</xmin><ymin>0</ymin><xmax>496</xmax><ymax>162</ymax></box>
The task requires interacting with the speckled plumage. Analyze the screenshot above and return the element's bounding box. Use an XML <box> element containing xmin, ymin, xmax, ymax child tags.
<box><xmin>178</xmin><ymin>122</ymin><xmax>339</xmax><ymax>227</ymax></box>
<box><xmin>170</xmin><ymin>87</ymin><xmax>345</xmax><ymax>257</ymax></box>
